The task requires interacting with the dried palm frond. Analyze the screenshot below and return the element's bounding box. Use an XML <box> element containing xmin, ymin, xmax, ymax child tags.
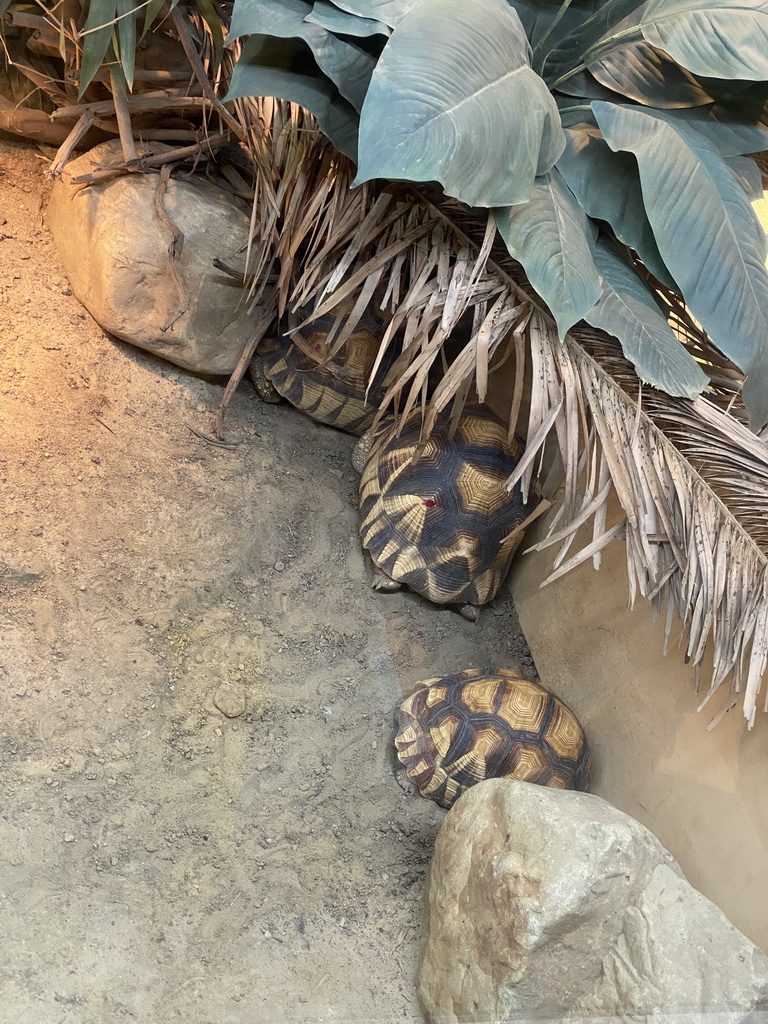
<box><xmin>235</xmin><ymin>105</ymin><xmax>768</xmax><ymax>727</ymax></box>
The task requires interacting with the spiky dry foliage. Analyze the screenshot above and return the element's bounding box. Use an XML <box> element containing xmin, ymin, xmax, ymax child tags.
<box><xmin>238</xmin><ymin>103</ymin><xmax>768</xmax><ymax>727</ymax></box>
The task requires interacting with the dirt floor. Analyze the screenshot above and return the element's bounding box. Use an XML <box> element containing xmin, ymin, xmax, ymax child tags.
<box><xmin>0</xmin><ymin>135</ymin><xmax>536</xmax><ymax>1024</ymax></box>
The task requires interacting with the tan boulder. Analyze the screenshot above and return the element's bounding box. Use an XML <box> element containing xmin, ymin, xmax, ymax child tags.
<box><xmin>419</xmin><ymin>779</ymin><xmax>768</xmax><ymax>1023</ymax></box>
<box><xmin>47</xmin><ymin>140</ymin><xmax>254</xmax><ymax>375</ymax></box>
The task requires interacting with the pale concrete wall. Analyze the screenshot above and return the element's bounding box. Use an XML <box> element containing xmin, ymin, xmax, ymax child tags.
<box><xmin>510</xmin><ymin>514</ymin><xmax>768</xmax><ymax>953</ymax></box>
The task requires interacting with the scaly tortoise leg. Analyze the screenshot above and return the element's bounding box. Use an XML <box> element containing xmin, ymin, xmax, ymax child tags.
<box><xmin>371</xmin><ymin>563</ymin><xmax>402</xmax><ymax>593</ymax></box>
<box><xmin>456</xmin><ymin>602</ymin><xmax>480</xmax><ymax>622</ymax></box>
<box><xmin>351</xmin><ymin>428</ymin><xmax>375</xmax><ymax>475</ymax></box>
<box><xmin>248</xmin><ymin>353</ymin><xmax>282</xmax><ymax>404</ymax></box>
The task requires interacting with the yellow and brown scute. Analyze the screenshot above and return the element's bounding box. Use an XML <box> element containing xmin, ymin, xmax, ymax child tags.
<box><xmin>359</xmin><ymin>404</ymin><xmax>539</xmax><ymax>608</ymax></box>
<box><xmin>395</xmin><ymin>668</ymin><xmax>590</xmax><ymax>809</ymax></box>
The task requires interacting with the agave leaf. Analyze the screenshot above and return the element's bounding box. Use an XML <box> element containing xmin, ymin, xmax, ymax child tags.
<box><xmin>325</xmin><ymin>0</ymin><xmax>420</xmax><ymax>28</ymax></box>
<box><xmin>225</xmin><ymin>35</ymin><xmax>359</xmax><ymax>159</ymax></box>
<box><xmin>306</xmin><ymin>0</ymin><xmax>391</xmax><ymax>36</ymax></box>
<box><xmin>228</xmin><ymin>0</ymin><xmax>376</xmax><ymax>111</ymax></box>
<box><xmin>115</xmin><ymin>0</ymin><xmax>137</xmax><ymax>91</ymax></box>
<box><xmin>590</xmin><ymin>39</ymin><xmax>716</xmax><ymax>108</ymax></box>
<box><xmin>78</xmin><ymin>0</ymin><xmax>118</xmax><ymax>97</ymax></box>
<box><xmin>585</xmin><ymin>239</ymin><xmax>708</xmax><ymax>397</ymax></box>
<box><xmin>540</xmin><ymin>0</ymin><xmax>647</xmax><ymax>84</ymax></box>
<box><xmin>353</xmin><ymin>0</ymin><xmax>565</xmax><ymax>208</ymax></box>
<box><xmin>556</xmin><ymin>126</ymin><xmax>677</xmax><ymax>288</ymax></box>
<box><xmin>495</xmin><ymin>168</ymin><xmax>603</xmax><ymax>339</ymax></box>
<box><xmin>640</xmin><ymin>0</ymin><xmax>768</xmax><ymax>81</ymax></box>
<box><xmin>593</xmin><ymin>101</ymin><xmax>768</xmax><ymax>429</ymax></box>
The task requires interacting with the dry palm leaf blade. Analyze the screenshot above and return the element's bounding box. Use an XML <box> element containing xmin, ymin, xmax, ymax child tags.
<box><xmin>236</xmin><ymin>104</ymin><xmax>768</xmax><ymax>726</ymax></box>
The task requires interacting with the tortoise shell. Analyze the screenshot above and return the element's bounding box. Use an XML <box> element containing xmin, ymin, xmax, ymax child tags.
<box><xmin>260</xmin><ymin>301</ymin><xmax>394</xmax><ymax>435</ymax></box>
<box><xmin>359</xmin><ymin>404</ymin><xmax>540</xmax><ymax>608</ymax></box>
<box><xmin>395</xmin><ymin>668</ymin><xmax>590</xmax><ymax>809</ymax></box>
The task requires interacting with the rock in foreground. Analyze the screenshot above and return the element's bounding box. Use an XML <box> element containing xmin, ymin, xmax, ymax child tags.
<box><xmin>47</xmin><ymin>140</ymin><xmax>255</xmax><ymax>375</ymax></box>
<box><xmin>418</xmin><ymin>779</ymin><xmax>768</xmax><ymax>1023</ymax></box>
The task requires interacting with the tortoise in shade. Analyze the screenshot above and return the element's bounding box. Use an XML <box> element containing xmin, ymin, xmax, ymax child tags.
<box><xmin>394</xmin><ymin>669</ymin><xmax>590</xmax><ymax>809</ymax></box>
<box><xmin>249</xmin><ymin>299</ymin><xmax>396</xmax><ymax>435</ymax></box>
<box><xmin>355</xmin><ymin>404</ymin><xmax>541</xmax><ymax>620</ymax></box>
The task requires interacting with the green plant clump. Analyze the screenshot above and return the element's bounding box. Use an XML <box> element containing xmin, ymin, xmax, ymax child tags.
<box><xmin>222</xmin><ymin>0</ymin><xmax>768</xmax><ymax>430</ymax></box>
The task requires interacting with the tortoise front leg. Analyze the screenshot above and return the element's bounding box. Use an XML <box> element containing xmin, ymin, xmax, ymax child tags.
<box><xmin>248</xmin><ymin>353</ymin><xmax>282</xmax><ymax>403</ymax></box>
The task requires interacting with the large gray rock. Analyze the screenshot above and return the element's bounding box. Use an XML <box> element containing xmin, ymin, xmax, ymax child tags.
<box><xmin>47</xmin><ymin>140</ymin><xmax>254</xmax><ymax>375</ymax></box>
<box><xmin>419</xmin><ymin>779</ymin><xmax>768</xmax><ymax>1023</ymax></box>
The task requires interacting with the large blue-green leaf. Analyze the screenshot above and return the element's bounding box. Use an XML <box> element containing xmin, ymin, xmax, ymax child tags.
<box><xmin>78</xmin><ymin>0</ymin><xmax>117</xmax><ymax>97</ymax></box>
<box><xmin>586</xmin><ymin>240</ymin><xmax>708</xmax><ymax>397</ymax></box>
<box><xmin>353</xmin><ymin>0</ymin><xmax>565</xmax><ymax>207</ymax></box>
<box><xmin>224</xmin><ymin>35</ymin><xmax>359</xmax><ymax>159</ymax></box>
<box><xmin>593</xmin><ymin>101</ymin><xmax>768</xmax><ymax>428</ymax></box>
<box><xmin>640</xmin><ymin>0</ymin><xmax>768</xmax><ymax>81</ymax></box>
<box><xmin>496</xmin><ymin>169</ymin><xmax>603</xmax><ymax>339</ymax></box>
<box><xmin>510</xmin><ymin>0</ymin><xmax>601</xmax><ymax>55</ymax></box>
<box><xmin>306</xmin><ymin>0</ymin><xmax>391</xmax><ymax>35</ymax></box>
<box><xmin>555</xmin><ymin>70</ymin><xmax>623</xmax><ymax>100</ymax></box>
<box><xmin>665</xmin><ymin>105</ymin><xmax>768</xmax><ymax>155</ymax></box>
<box><xmin>726</xmin><ymin>155</ymin><xmax>765</xmax><ymax>201</ymax></box>
<box><xmin>590</xmin><ymin>40</ymin><xmax>716</xmax><ymax>108</ymax></box>
<box><xmin>228</xmin><ymin>0</ymin><xmax>375</xmax><ymax>111</ymax></box>
<box><xmin>327</xmin><ymin>0</ymin><xmax>420</xmax><ymax>28</ymax></box>
<box><xmin>540</xmin><ymin>0</ymin><xmax>647</xmax><ymax>84</ymax></box>
<box><xmin>556</xmin><ymin>126</ymin><xmax>677</xmax><ymax>288</ymax></box>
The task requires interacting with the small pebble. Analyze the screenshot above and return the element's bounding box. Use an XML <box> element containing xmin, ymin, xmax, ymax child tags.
<box><xmin>273</xmin><ymin>561</ymin><xmax>285</xmax><ymax>572</ymax></box>
<box><xmin>213</xmin><ymin>680</ymin><xmax>246</xmax><ymax>718</ymax></box>
<box><xmin>63</xmin><ymin>834</ymin><xmax>75</xmax><ymax>843</ymax></box>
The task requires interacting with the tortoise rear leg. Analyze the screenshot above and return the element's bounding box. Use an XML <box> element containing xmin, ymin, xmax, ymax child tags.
<box><xmin>248</xmin><ymin>353</ymin><xmax>282</xmax><ymax>404</ymax></box>
<box><xmin>456</xmin><ymin>602</ymin><xmax>480</xmax><ymax>622</ymax></box>
<box><xmin>351</xmin><ymin>428</ymin><xmax>374</xmax><ymax>474</ymax></box>
<box><xmin>371</xmin><ymin>563</ymin><xmax>402</xmax><ymax>593</ymax></box>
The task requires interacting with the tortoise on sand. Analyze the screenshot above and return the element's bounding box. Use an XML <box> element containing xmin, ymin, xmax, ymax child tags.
<box><xmin>249</xmin><ymin>300</ymin><xmax>395</xmax><ymax>435</ymax></box>
<box><xmin>393</xmin><ymin>668</ymin><xmax>590</xmax><ymax>809</ymax></box>
<box><xmin>354</xmin><ymin>404</ymin><xmax>541</xmax><ymax>620</ymax></box>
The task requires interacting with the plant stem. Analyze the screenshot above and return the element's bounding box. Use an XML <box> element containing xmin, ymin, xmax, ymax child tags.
<box><xmin>548</xmin><ymin>25</ymin><xmax>642</xmax><ymax>90</ymax></box>
<box><xmin>531</xmin><ymin>0</ymin><xmax>574</xmax><ymax>67</ymax></box>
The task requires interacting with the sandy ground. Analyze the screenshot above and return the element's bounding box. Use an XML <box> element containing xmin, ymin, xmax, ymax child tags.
<box><xmin>0</xmin><ymin>135</ymin><xmax>536</xmax><ymax>1024</ymax></box>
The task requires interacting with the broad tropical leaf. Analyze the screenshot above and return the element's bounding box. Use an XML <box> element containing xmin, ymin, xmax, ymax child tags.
<box><xmin>327</xmin><ymin>0</ymin><xmax>420</xmax><ymax>28</ymax></box>
<box><xmin>668</xmin><ymin>105</ymin><xmax>768</xmax><ymax>154</ymax></box>
<box><xmin>640</xmin><ymin>0</ymin><xmax>768</xmax><ymax>81</ymax></box>
<box><xmin>540</xmin><ymin>0</ymin><xmax>648</xmax><ymax>84</ymax></box>
<box><xmin>585</xmin><ymin>239</ymin><xmax>708</xmax><ymax>396</ymax></box>
<box><xmin>590</xmin><ymin>39</ymin><xmax>716</xmax><ymax>107</ymax></box>
<box><xmin>306</xmin><ymin>0</ymin><xmax>391</xmax><ymax>36</ymax></box>
<box><xmin>228</xmin><ymin>0</ymin><xmax>376</xmax><ymax>111</ymax></box>
<box><xmin>555</xmin><ymin>125</ymin><xmax>677</xmax><ymax>288</ymax></box>
<box><xmin>496</xmin><ymin>168</ymin><xmax>602</xmax><ymax>338</ymax></box>
<box><xmin>353</xmin><ymin>0</ymin><xmax>565</xmax><ymax>207</ymax></box>
<box><xmin>593</xmin><ymin>101</ymin><xmax>768</xmax><ymax>429</ymax></box>
<box><xmin>224</xmin><ymin>35</ymin><xmax>359</xmax><ymax>159</ymax></box>
<box><xmin>726</xmin><ymin>155</ymin><xmax>766</xmax><ymax>201</ymax></box>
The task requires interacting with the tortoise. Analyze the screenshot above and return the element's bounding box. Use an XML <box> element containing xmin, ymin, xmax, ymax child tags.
<box><xmin>355</xmin><ymin>403</ymin><xmax>541</xmax><ymax>620</ymax></box>
<box><xmin>393</xmin><ymin>668</ymin><xmax>590</xmax><ymax>809</ymax></box>
<box><xmin>249</xmin><ymin>299</ymin><xmax>395</xmax><ymax>435</ymax></box>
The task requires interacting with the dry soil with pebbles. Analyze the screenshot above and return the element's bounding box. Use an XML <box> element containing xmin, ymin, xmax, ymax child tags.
<box><xmin>0</xmin><ymin>134</ymin><xmax>535</xmax><ymax>1024</ymax></box>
